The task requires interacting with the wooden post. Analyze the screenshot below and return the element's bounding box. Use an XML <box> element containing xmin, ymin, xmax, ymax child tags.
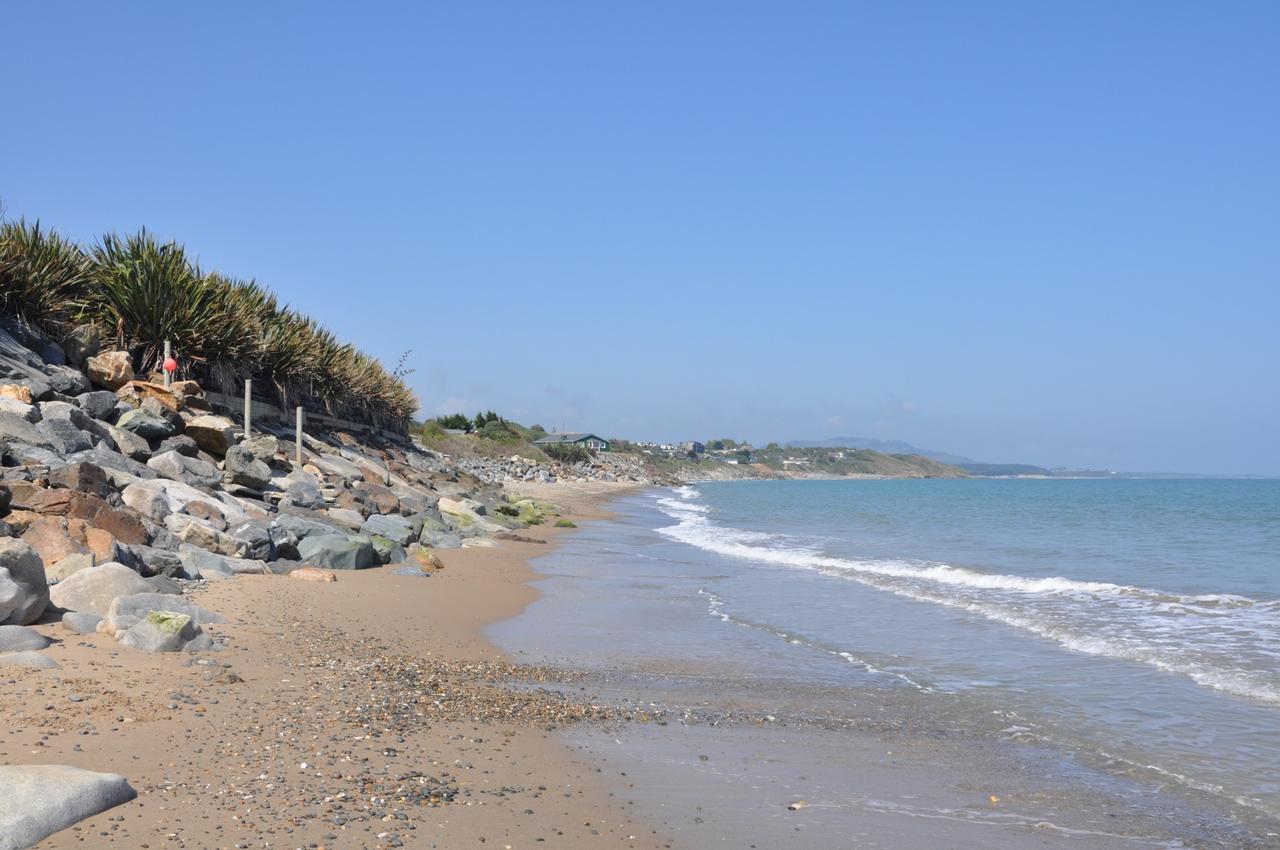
<box><xmin>243</xmin><ymin>379</ymin><xmax>252</xmax><ymax>438</ymax></box>
<box><xmin>295</xmin><ymin>405</ymin><xmax>304</xmax><ymax>466</ymax></box>
<box><xmin>163</xmin><ymin>340</ymin><xmax>171</xmax><ymax>389</ymax></box>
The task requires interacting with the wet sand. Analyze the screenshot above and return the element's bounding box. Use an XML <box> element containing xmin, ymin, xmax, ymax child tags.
<box><xmin>4</xmin><ymin>481</ymin><xmax>665</xmax><ymax>849</ymax></box>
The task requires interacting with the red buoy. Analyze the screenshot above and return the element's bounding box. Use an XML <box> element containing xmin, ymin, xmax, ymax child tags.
<box><xmin>163</xmin><ymin>356</ymin><xmax>177</xmax><ymax>373</ymax></box>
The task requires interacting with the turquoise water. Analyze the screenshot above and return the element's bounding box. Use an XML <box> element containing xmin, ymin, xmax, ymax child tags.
<box><xmin>494</xmin><ymin>479</ymin><xmax>1280</xmax><ymax>835</ymax></box>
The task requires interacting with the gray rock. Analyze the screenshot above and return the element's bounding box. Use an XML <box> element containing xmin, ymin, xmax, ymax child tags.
<box><xmin>390</xmin><ymin>565</ymin><xmax>431</xmax><ymax>577</ymax></box>
<box><xmin>0</xmin><ymin>764</ymin><xmax>135</xmax><ymax>850</ymax></box>
<box><xmin>369</xmin><ymin>534</ymin><xmax>406</xmax><ymax>565</ymax></box>
<box><xmin>144</xmin><ymin>574</ymin><xmax>183</xmax><ymax>594</ymax></box>
<box><xmin>62</xmin><ymin>611</ymin><xmax>102</xmax><ymax>635</ymax></box>
<box><xmin>224</xmin><ymin>444</ymin><xmax>271</xmax><ymax>489</ymax></box>
<box><xmin>116</xmin><ymin>543</ymin><xmax>183</xmax><ymax>578</ymax></box>
<box><xmin>175</xmin><ymin>544</ymin><xmax>235</xmax><ymax>580</ymax></box>
<box><xmin>156</xmin><ymin>434</ymin><xmax>199</xmax><ymax>457</ymax></box>
<box><xmin>296</xmin><ymin>534</ymin><xmax>378</xmax><ymax>570</ymax></box>
<box><xmin>62</xmin><ymin>323</ymin><xmax>101</xmax><ymax>365</ymax></box>
<box><xmin>0</xmin><ymin>410</ymin><xmax>55</xmax><ymax>450</ymax></box>
<box><xmin>362</xmin><ymin>513</ymin><xmax>418</xmax><ymax>546</ymax></box>
<box><xmin>0</xmin><ymin>396</ymin><xmax>40</xmax><ymax>423</ymax></box>
<box><xmin>116</xmin><ymin>408</ymin><xmax>175</xmax><ymax>439</ymax></box>
<box><xmin>66</xmin><ymin>444</ymin><xmax>155</xmax><ymax>479</ymax></box>
<box><xmin>42</xmin><ymin>364</ymin><xmax>91</xmax><ymax>396</ymax></box>
<box><xmin>0</xmin><ymin>650</ymin><xmax>59</xmax><ymax>670</ymax></box>
<box><xmin>103</xmin><ymin>591</ymin><xmax>224</xmax><ymax>634</ymax></box>
<box><xmin>117</xmin><ymin>610</ymin><xmax>211</xmax><ymax>652</ymax></box>
<box><xmin>3</xmin><ymin>443</ymin><xmax>63</xmax><ymax>468</ymax></box>
<box><xmin>0</xmin><ymin>539</ymin><xmax>49</xmax><ymax>626</ymax></box>
<box><xmin>244</xmin><ymin>434</ymin><xmax>279</xmax><ymax>463</ymax></box>
<box><xmin>122</xmin><ymin>478</ymin><xmax>235</xmax><ymax>523</ymax></box>
<box><xmin>47</xmin><ymin>562</ymin><xmax>152</xmax><ymax>616</ymax></box>
<box><xmin>0</xmin><ymin>625</ymin><xmax>51</xmax><ymax>652</ymax></box>
<box><xmin>75</xmin><ymin>390</ymin><xmax>119</xmax><ymax>421</ymax></box>
<box><xmin>419</xmin><ymin>529</ymin><xmax>463</xmax><ymax>549</ymax></box>
<box><xmin>47</xmin><ymin>552</ymin><xmax>96</xmax><ymax>582</ymax></box>
<box><xmin>225</xmin><ymin>519</ymin><xmax>274</xmax><ymax>560</ymax></box>
<box><xmin>274</xmin><ymin>512</ymin><xmax>343</xmax><ymax>542</ymax></box>
<box><xmin>104</xmin><ymin>424</ymin><xmax>151</xmax><ymax>461</ymax></box>
<box><xmin>147</xmin><ymin>450</ymin><xmax>221</xmax><ymax>488</ymax></box>
<box><xmin>285</xmin><ymin>480</ymin><xmax>325</xmax><ymax>509</ymax></box>
<box><xmin>35</xmin><ymin>418</ymin><xmax>92</xmax><ymax>454</ymax></box>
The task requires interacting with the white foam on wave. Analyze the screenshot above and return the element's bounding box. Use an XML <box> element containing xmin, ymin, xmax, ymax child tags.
<box><xmin>653</xmin><ymin>490</ymin><xmax>1280</xmax><ymax>705</ymax></box>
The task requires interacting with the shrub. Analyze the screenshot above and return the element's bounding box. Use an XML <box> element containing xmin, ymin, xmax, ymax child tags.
<box><xmin>554</xmin><ymin>519</ymin><xmax>577</xmax><ymax>528</ymax></box>
<box><xmin>0</xmin><ymin>219</ymin><xmax>93</xmax><ymax>335</ymax></box>
<box><xmin>435</xmin><ymin>413</ymin><xmax>473</xmax><ymax>432</ymax></box>
<box><xmin>542</xmin><ymin>442</ymin><xmax>593</xmax><ymax>464</ymax></box>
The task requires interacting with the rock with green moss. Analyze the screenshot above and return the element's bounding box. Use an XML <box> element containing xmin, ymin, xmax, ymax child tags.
<box><xmin>554</xmin><ymin>519</ymin><xmax>578</xmax><ymax>528</ymax></box>
<box><xmin>118</xmin><ymin>610</ymin><xmax>212</xmax><ymax>652</ymax></box>
<box><xmin>368</xmin><ymin>534</ymin><xmax>406</xmax><ymax>565</ymax></box>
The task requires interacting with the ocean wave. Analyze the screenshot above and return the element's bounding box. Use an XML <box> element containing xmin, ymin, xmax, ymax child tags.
<box><xmin>654</xmin><ymin>490</ymin><xmax>1280</xmax><ymax>705</ymax></box>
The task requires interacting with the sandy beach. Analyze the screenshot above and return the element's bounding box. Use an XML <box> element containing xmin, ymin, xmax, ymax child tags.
<box><xmin>4</xmin><ymin>482</ymin><xmax>666</xmax><ymax>850</ymax></box>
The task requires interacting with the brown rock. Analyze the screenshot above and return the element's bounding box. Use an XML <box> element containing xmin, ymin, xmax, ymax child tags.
<box><xmin>116</xmin><ymin>380</ymin><xmax>180</xmax><ymax>413</ymax></box>
<box><xmin>183</xmin><ymin>415</ymin><xmax>237</xmax><ymax>456</ymax></box>
<box><xmin>412</xmin><ymin>548</ymin><xmax>446</xmax><ymax>571</ymax></box>
<box><xmin>332</xmin><ymin>490</ymin><xmax>371</xmax><ymax>518</ymax></box>
<box><xmin>21</xmin><ymin>517</ymin><xmax>88</xmax><ymax>565</ymax></box>
<box><xmin>80</xmin><ymin>526</ymin><xmax>121</xmax><ymax>564</ymax></box>
<box><xmin>352</xmin><ymin>483</ymin><xmax>399</xmax><ymax>516</ymax></box>
<box><xmin>63</xmin><ymin>494</ymin><xmax>149</xmax><ymax>545</ymax></box>
<box><xmin>47</xmin><ymin>462</ymin><xmax>116</xmax><ymax>501</ymax></box>
<box><xmin>289</xmin><ymin>566</ymin><xmax>337</xmax><ymax>583</ymax></box>
<box><xmin>6</xmin><ymin>482</ymin><xmax>76</xmax><ymax>515</ymax></box>
<box><xmin>184</xmin><ymin>500</ymin><xmax>227</xmax><ymax>531</ymax></box>
<box><xmin>0</xmin><ymin>384</ymin><xmax>33</xmax><ymax>404</ymax></box>
<box><xmin>86</xmin><ymin>350</ymin><xmax>134</xmax><ymax>391</ymax></box>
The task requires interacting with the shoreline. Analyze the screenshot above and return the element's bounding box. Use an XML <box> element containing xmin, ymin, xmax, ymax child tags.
<box><xmin>7</xmin><ymin>480</ymin><xmax>666</xmax><ymax>849</ymax></box>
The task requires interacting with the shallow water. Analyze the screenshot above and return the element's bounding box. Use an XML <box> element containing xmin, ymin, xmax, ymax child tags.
<box><xmin>492</xmin><ymin>479</ymin><xmax>1280</xmax><ymax>845</ymax></box>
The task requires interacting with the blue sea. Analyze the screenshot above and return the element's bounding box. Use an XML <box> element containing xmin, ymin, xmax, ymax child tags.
<box><xmin>493</xmin><ymin>479</ymin><xmax>1280</xmax><ymax>844</ymax></box>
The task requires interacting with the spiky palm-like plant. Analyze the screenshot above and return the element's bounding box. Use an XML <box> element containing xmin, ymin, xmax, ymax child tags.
<box><xmin>90</xmin><ymin>230</ymin><xmax>228</xmax><ymax>372</ymax></box>
<box><xmin>0</xmin><ymin>219</ymin><xmax>94</xmax><ymax>335</ymax></box>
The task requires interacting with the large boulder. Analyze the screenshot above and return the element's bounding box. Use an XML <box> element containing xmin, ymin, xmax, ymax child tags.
<box><xmin>169</xmin><ymin>515</ymin><xmax>242</xmax><ymax>556</ymax></box>
<box><xmin>147</xmin><ymin>450</ymin><xmax>221</xmax><ymax>488</ymax></box>
<box><xmin>284</xmin><ymin>480</ymin><xmax>325</xmax><ymax>509</ymax></box>
<box><xmin>62</xmin><ymin>611</ymin><xmax>103</xmax><ymax>635</ymax></box>
<box><xmin>48</xmin><ymin>461</ymin><xmax>116</xmax><ymax>501</ymax></box>
<box><xmin>20</xmin><ymin>516</ymin><xmax>86</xmax><ymax>564</ymax></box>
<box><xmin>176</xmin><ymin>545</ymin><xmax>236</xmax><ymax>581</ymax></box>
<box><xmin>86</xmin><ymin>350</ymin><xmax>134</xmax><ymax>391</ymax></box>
<box><xmin>61</xmin><ymin>324</ymin><xmax>100</xmax><ymax>366</ymax></box>
<box><xmin>47</xmin><ymin>552</ymin><xmax>96</xmax><ymax>582</ymax></box>
<box><xmin>116</xmin><ymin>407</ymin><xmax>174</xmax><ymax>439</ymax></box>
<box><xmin>102</xmin><ymin>591</ymin><xmax>224</xmax><ymax>634</ymax></box>
<box><xmin>48</xmin><ymin>561</ymin><xmax>152</xmax><ymax>616</ymax></box>
<box><xmin>7</xmin><ymin>482</ymin><xmax>77</xmax><ymax>516</ymax></box>
<box><xmin>0</xmin><ymin>395</ymin><xmax>39</xmax><ymax>422</ymax></box>
<box><xmin>35</xmin><ymin>418</ymin><xmax>92</xmax><ymax>455</ymax></box>
<box><xmin>121</xmin><ymin>478</ymin><xmax>237</xmax><ymax>524</ymax></box>
<box><xmin>0</xmin><ymin>651</ymin><xmax>59</xmax><ymax>670</ymax></box>
<box><xmin>42</xmin><ymin>364</ymin><xmax>91</xmax><ymax>396</ymax></box>
<box><xmin>362</xmin><ymin>513</ymin><xmax>417</xmax><ymax>546</ymax></box>
<box><xmin>156</xmin><ymin>434</ymin><xmax>199</xmax><ymax>457</ymax></box>
<box><xmin>296</xmin><ymin>534</ymin><xmax>378</xmax><ymax>570</ymax></box>
<box><xmin>104</xmin><ymin>424</ymin><xmax>151</xmax><ymax>461</ymax></box>
<box><xmin>74</xmin><ymin>389</ymin><xmax>119</xmax><ymax>421</ymax></box>
<box><xmin>0</xmin><ymin>625</ymin><xmax>51</xmax><ymax>652</ymax></box>
<box><xmin>224</xmin><ymin>444</ymin><xmax>271</xmax><ymax>489</ymax></box>
<box><xmin>0</xmin><ymin>539</ymin><xmax>49</xmax><ymax>625</ymax></box>
<box><xmin>0</xmin><ymin>765</ymin><xmax>136</xmax><ymax>850</ymax></box>
<box><xmin>274</xmin><ymin>512</ymin><xmax>344</xmax><ymax>542</ymax></box>
<box><xmin>117</xmin><ymin>611</ymin><xmax>212</xmax><ymax>653</ymax></box>
<box><xmin>183</xmin><ymin>415</ymin><xmax>237</xmax><ymax>456</ymax></box>
<box><xmin>353</xmin><ymin>482</ymin><xmax>400</xmax><ymax>516</ymax></box>
<box><xmin>65</xmin><ymin>444</ymin><xmax>155</xmax><ymax>479</ymax></box>
<box><xmin>244</xmin><ymin>434</ymin><xmax>279</xmax><ymax>463</ymax></box>
<box><xmin>0</xmin><ymin>410</ymin><xmax>55</xmax><ymax>450</ymax></box>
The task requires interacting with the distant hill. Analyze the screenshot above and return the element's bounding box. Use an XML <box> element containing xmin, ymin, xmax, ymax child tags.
<box><xmin>957</xmin><ymin>462</ymin><xmax>1052</xmax><ymax>476</ymax></box>
<box><xmin>787</xmin><ymin>436</ymin><xmax>973</xmax><ymax>465</ymax></box>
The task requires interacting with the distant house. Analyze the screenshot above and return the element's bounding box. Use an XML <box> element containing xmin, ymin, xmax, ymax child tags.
<box><xmin>534</xmin><ymin>432</ymin><xmax>610</xmax><ymax>452</ymax></box>
<box><xmin>678</xmin><ymin>440</ymin><xmax>706</xmax><ymax>455</ymax></box>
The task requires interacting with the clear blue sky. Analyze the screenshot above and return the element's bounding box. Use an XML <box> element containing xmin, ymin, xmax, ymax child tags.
<box><xmin>3</xmin><ymin>2</ymin><xmax>1276</xmax><ymax>474</ymax></box>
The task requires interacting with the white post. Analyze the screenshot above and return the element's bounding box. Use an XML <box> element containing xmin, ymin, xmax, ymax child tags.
<box><xmin>163</xmin><ymin>340</ymin><xmax>171</xmax><ymax>389</ymax></box>
<box><xmin>295</xmin><ymin>405</ymin><xmax>304</xmax><ymax>466</ymax></box>
<box><xmin>243</xmin><ymin>379</ymin><xmax>252</xmax><ymax>438</ymax></box>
